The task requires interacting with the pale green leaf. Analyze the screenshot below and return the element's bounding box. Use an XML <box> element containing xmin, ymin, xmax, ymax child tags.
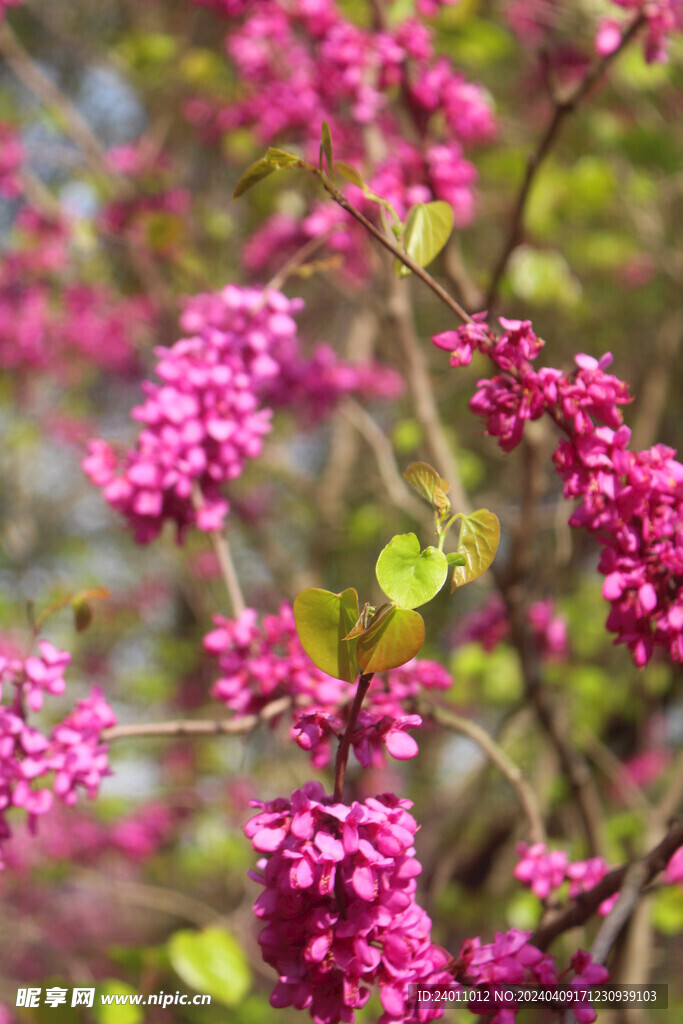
<box><xmin>398</xmin><ymin>201</ymin><xmax>454</xmax><ymax>276</ymax></box>
<box><xmin>293</xmin><ymin>588</ymin><xmax>360</xmax><ymax>681</ymax></box>
<box><xmin>450</xmin><ymin>510</ymin><xmax>500</xmax><ymax>590</ymax></box>
<box><xmin>376</xmin><ymin>533</ymin><xmax>448</xmax><ymax>609</ymax></box>
<box><xmin>402</xmin><ymin>461</ymin><xmax>451</xmax><ymax>511</ymax></box>
<box><xmin>356</xmin><ymin>604</ymin><xmax>425</xmax><ymax>673</ymax></box>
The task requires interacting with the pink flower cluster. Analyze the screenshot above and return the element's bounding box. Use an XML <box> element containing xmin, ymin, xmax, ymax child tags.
<box><xmin>0</xmin><ymin>641</ymin><xmax>115</xmax><ymax>868</ymax></box>
<box><xmin>453</xmin><ymin>595</ymin><xmax>568</xmax><ymax>660</ymax></box>
<box><xmin>185</xmin><ymin>0</ymin><xmax>494</xmax><ymax>275</ymax></box>
<box><xmin>0</xmin><ymin>0</ymin><xmax>22</xmax><ymax>22</ymax></box>
<box><xmin>85</xmin><ymin>284</ymin><xmax>401</xmax><ymax>542</ymax></box>
<box><xmin>433</xmin><ymin>317</ymin><xmax>683</xmax><ymax>667</ymax></box>
<box><xmin>596</xmin><ymin>0</ymin><xmax>683</xmax><ymax>63</ymax></box>
<box><xmin>453</xmin><ymin>931</ymin><xmax>607</xmax><ymax>1024</ymax></box>
<box><xmin>100</xmin><ymin>141</ymin><xmax>192</xmax><ymax>257</ymax></box>
<box><xmin>514</xmin><ymin>843</ymin><xmax>619</xmax><ymax>917</ymax></box>
<box><xmin>0</xmin><ymin>122</ymin><xmax>23</xmax><ymax>199</ymax></box>
<box><xmin>1</xmin><ymin>799</ymin><xmax>175</xmax><ymax>873</ymax></box>
<box><xmin>205</xmin><ymin>604</ymin><xmax>453</xmax><ymax>769</ymax></box>
<box><xmin>665</xmin><ymin>845</ymin><xmax>683</xmax><ymax>885</ymax></box>
<box><xmin>245</xmin><ymin>781</ymin><xmax>452</xmax><ymax>1024</ymax></box>
<box><xmin>0</xmin><ymin>205</ymin><xmax>148</xmax><ymax>379</ymax></box>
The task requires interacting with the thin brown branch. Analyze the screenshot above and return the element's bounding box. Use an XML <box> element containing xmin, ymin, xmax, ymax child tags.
<box><xmin>531</xmin><ymin>819</ymin><xmax>683</xmax><ymax>951</ymax></box>
<box><xmin>503</xmin><ymin>592</ymin><xmax>605</xmax><ymax>856</ymax></box>
<box><xmin>419</xmin><ymin>700</ymin><xmax>546</xmax><ymax>845</ymax></box>
<box><xmin>0</xmin><ymin>20</ymin><xmax>112</xmax><ymax>178</ymax></box>
<box><xmin>191</xmin><ymin>487</ymin><xmax>246</xmax><ymax>617</ymax></box>
<box><xmin>265</xmin><ymin>228</ymin><xmax>334</xmax><ymax>292</ymax></box>
<box><xmin>341</xmin><ymin>398</ymin><xmax>429</xmax><ymax>521</ymax></box>
<box><xmin>385</xmin><ymin>269</ymin><xmax>472</xmax><ymax>515</ymax></box>
<box><xmin>209</xmin><ymin>529</ymin><xmax>247</xmax><ymax>618</ymax></box>
<box><xmin>590</xmin><ymin>862</ymin><xmax>649</xmax><ymax>964</ymax></box>
<box><xmin>485</xmin><ymin>13</ymin><xmax>646</xmax><ymax>310</ymax></box>
<box><xmin>101</xmin><ymin>695</ymin><xmax>292</xmax><ymax>742</ymax></box>
<box><xmin>323</xmin><ymin>181</ymin><xmax>473</xmax><ymax>326</ymax></box>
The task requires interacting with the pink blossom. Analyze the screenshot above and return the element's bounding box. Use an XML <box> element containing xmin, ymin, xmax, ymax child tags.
<box><xmin>566</xmin><ymin>858</ymin><xmax>619</xmax><ymax>916</ymax></box>
<box><xmin>205</xmin><ymin>604</ymin><xmax>451</xmax><ymax>769</ymax></box>
<box><xmin>435</xmin><ymin>315</ymin><xmax>683</xmax><ymax>667</ymax></box>
<box><xmin>245</xmin><ymin>781</ymin><xmax>452</xmax><ymax>1023</ymax></box>
<box><xmin>85</xmin><ymin>284</ymin><xmax>400</xmax><ymax>542</ymax></box>
<box><xmin>602</xmin><ymin>0</ymin><xmax>683</xmax><ymax>63</ymax></box>
<box><xmin>0</xmin><ymin>122</ymin><xmax>23</xmax><ymax>198</ymax></box>
<box><xmin>665</xmin><ymin>846</ymin><xmax>683</xmax><ymax>885</ymax></box>
<box><xmin>0</xmin><ymin>648</ymin><xmax>116</xmax><ymax>867</ymax></box>
<box><xmin>513</xmin><ymin>843</ymin><xmax>568</xmax><ymax>900</ymax></box>
<box><xmin>569</xmin><ymin>950</ymin><xmax>610</xmax><ymax>1022</ymax></box>
<box><xmin>595</xmin><ymin>17</ymin><xmax>624</xmax><ymax>55</ymax></box>
<box><xmin>185</xmin><ymin>0</ymin><xmax>494</xmax><ymax>256</ymax></box>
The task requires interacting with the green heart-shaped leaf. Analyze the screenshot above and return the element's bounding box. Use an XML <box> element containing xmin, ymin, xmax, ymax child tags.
<box><xmin>450</xmin><ymin>509</ymin><xmax>500</xmax><ymax>591</ymax></box>
<box><xmin>402</xmin><ymin>461</ymin><xmax>451</xmax><ymax>511</ymax></box>
<box><xmin>356</xmin><ymin>604</ymin><xmax>425</xmax><ymax>673</ymax></box>
<box><xmin>293</xmin><ymin>588</ymin><xmax>360</xmax><ymax>681</ymax></box>
<box><xmin>376</xmin><ymin>533</ymin><xmax>448</xmax><ymax>609</ymax></box>
<box><xmin>396</xmin><ymin>201</ymin><xmax>454</xmax><ymax>276</ymax></box>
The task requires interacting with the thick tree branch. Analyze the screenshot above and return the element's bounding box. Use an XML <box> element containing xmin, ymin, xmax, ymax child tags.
<box><xmin>531</xmin><ymin>820</ymin><xmax>683</xmax><ymax>951</ymax></box>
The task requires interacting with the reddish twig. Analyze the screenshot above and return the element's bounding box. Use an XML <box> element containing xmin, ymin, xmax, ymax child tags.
<box><xmin>333</xmin><ymin>673</ymin><xmax>373</xmax><ymax>802</ymax></box>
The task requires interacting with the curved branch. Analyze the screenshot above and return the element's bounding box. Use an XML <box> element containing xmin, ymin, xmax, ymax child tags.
<box><xmin>419</xmin><ymin>700</ymin><xmax>546</xmax><ymax>845</ymax></box>
<box><xmin>0</xmin><ymin>20</ymin><xmax>112</xmax><ymax>178</ymax></box>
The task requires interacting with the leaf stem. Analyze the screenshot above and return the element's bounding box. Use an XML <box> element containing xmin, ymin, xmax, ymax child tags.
<box><xmin>333</xmin><ymin>672</ymin><xmax>374</xmax><ymax>803</ymax></box>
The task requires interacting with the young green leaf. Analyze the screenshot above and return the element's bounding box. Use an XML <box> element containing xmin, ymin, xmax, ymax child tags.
<box><xmin>450</xmin><ymin>509</ymin><xmax>500</xmax><ymax>591</ymax></box>
<box><xmin>397</xmin><ymin>201</ymin><xmax>454</xmax><ymax>277</ymax></box>
<box><xmin>402</xmin><ymin>461</ymin><xmax>451</xmax><ymax>511</ymax></box>
<box><xmin>446</xmin><ymin>552</ymin><xmax>467</xmax><ymax>566</ymax></box>
<box><xmin>376</xmin><ymin>533</ymin><xmax>448</xmax><ymax>609</ymax></box>
<box><xmin>321</xmin><ymin>121</ymin><xmax>334</xmax><ymax>179</ymax></box>
<box><xmin>356</xmin><ymin>604</ymin><xmax>425</xmax><ymax>673</ymax></box>
<box><xmin>264</xmin><ymin>147</ymin><xmax>302</xmax><ymax>168</ymax></box>
<box><xmin>336</xmin><ymin>160</ymin><xmax>365</xmax><ymax>188</ymax></box>
<box><xmin>293</xmin><ymin>587</ymin><xmax>360</xmax><ymax>681</ymax></box>
<box><xmin>233</xmin><ymin>157</ymin><xmax>276</xmax><ymax>199</ymax></box>
<box><xmin>233</xmin><ymin>148</ymin><xmax>301</xmax><ymax>199</ymax></box>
